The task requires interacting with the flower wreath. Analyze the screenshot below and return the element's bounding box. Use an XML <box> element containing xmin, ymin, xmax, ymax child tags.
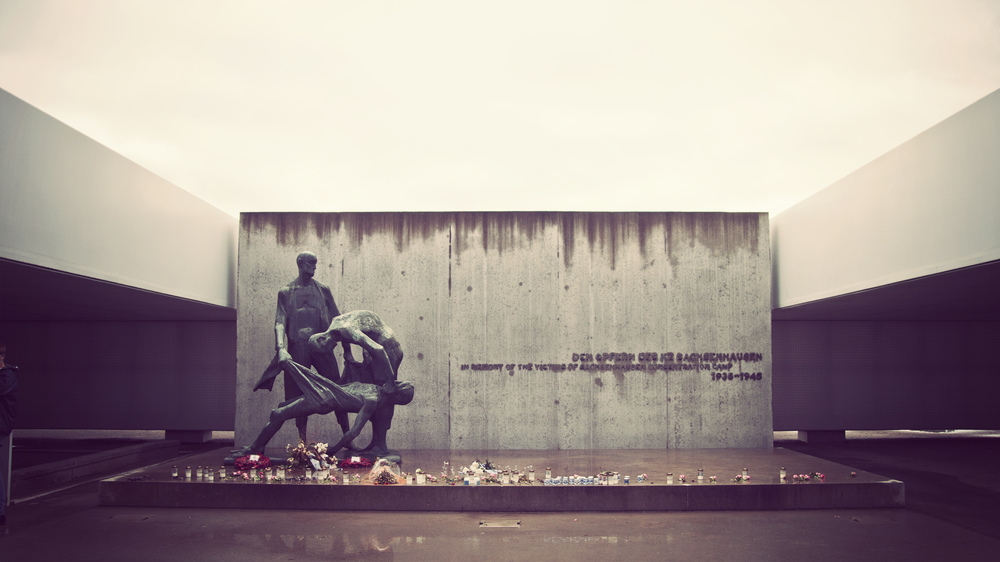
<box><xmin>338</xmin><ymin>457</ymin><xmax>374</xmax><ymax>470</ymax></box>
<box><xmin>234</xmin><ymin>455</ymin><xmax>271</xmax><ymax>473</ymax></box>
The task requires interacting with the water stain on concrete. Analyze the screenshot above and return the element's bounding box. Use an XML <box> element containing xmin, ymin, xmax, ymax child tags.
<box><xmin>243</xmin><ymin>212</ymin><xmax>763</xmax><ymax>271</ymax></box>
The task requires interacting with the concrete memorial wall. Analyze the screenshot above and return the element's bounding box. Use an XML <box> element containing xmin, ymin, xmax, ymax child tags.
<box><xmin>236</xmin><ymin>212</ymin><xmax>772</xmax><ymax>452</ymax></box>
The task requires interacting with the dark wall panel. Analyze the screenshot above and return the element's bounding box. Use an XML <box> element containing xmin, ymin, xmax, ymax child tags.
<box><xmin>773</xmin><ymin>321</ymin><xmax>1000</xmax><ymax>430</ymax></box>
<box><xmin>0</xmin><ymin>321</ymin><xmax>235</xmax><ymax>431</ymax></box>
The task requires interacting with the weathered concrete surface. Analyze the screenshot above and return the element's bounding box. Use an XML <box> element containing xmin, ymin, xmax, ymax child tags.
<box><xmin>236</xmin><ymin>212</ymin><xmax>772</xmax><ymax>450</ymax></box>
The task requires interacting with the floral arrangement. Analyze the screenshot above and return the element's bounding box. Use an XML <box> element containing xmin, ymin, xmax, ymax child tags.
<box><xmin>233</xmin><ymin>454</ymin><xmax>271</xmax><ymax>473</ymax></box>
<box><xmin>473</xmin><ymin>474</ymin><xmax>499</xmax><ymax>485</ymax></box>
<box><xmin>474</xmin><ymin>458</ymin><xmax>497</xmax><ymax>471</ymax></box>
<box><xmin>849</xmin><ymin>471</ymin><xmax>857</xmax><ymax>478</ymax></box>
<box><xmin>678</xmin><ymin>474</ymin><xmax>686</xmax><ymax>483</ymax></box>
<box><xmin>453</xmin><ymin>460</ymin><xmax>506</xmax><ymax>484</ymax></box>
<box><xmin>286</xmin><ymin>441</ymin><xmax>332</xmax><ymax>470</ymax></box>
<box><xmin>338</xmin><ymin>457</ymin><xmax>374</xmax><ymax>470</ymax></box>
<box><xmin>372</xmin><ymin>471</ymin><xmax>398</xmax><ymax>485</ymax></box>
<box><xmin>363</xmin><ymin>459</ymin><xmax>402</xmax><ymax>485</ymax></box>
<box><xmin>709</xmin><ymin>475</ymin><xmax>717</xmax><ymax>483</ymax></box>
<box><xmin>733</xmin><ymin>474</ymin><xmax>751</xmax><ymax>482</ymax></box>
<box><xmin>789</xmin><ymin>472</ymin><xmax>826</xmax><ymax>483</ymax></box>
<box><xmin>790</xmin><ymin>472</ymin><xmax>824</xmax><ymax>482</ymax></box>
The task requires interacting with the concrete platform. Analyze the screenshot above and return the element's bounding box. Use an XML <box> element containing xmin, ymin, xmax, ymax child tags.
<box><xmin>13</xmin><ymin>440</ymin><xmax>179</xmax><ymax>499</ymax></box>
<box><xmin>6</xmin><ymin>432</ymin><xmax>998</xmax><ymax>561</ymax></box>
<box><xmin>98</xmin><ymin>447</ymin><xmax>902</xmax><ymax>511</ymax></box>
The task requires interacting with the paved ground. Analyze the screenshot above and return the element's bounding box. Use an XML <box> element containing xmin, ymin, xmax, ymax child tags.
<box><xmin>1</xmin><ymin>430</ymin><xmax>999</xmax><ymax>561</ymax></box>
<box><xmin>778</xmin><ymin>430</ymin><xmax>1000</xmax><ymax>543</ymax></box>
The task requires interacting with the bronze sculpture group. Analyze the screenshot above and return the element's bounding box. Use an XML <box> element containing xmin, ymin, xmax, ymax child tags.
<box><xmin>234</xmin><ymin>252</ymin><xmax>414</xmax><ymax>463</ymax></box>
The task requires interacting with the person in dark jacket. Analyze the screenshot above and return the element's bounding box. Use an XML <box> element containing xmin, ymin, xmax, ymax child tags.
<box><xmin>270</xmin><ymin>251</ymin><xmax>342</xmax><ymax>444</ymax></box>
<box><xmin>0</xmin><ymin>343</ymin><xmax>18</xmax><ymax>526</ymax></box>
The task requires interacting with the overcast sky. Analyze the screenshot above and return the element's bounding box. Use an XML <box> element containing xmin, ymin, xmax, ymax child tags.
<box><xmin>1</xmin><ymin>0</ymin><xmax>999</xmax><ymax>217</ymax></box>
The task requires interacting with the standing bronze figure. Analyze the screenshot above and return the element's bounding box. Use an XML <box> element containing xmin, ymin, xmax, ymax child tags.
<box><xmin>258</xmin><ymin>251</ymin><xmax>343</xmax><ymax>443</ymax></box>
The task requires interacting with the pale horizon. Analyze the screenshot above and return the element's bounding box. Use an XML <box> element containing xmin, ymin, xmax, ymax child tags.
<box><xmin>2</xmin><ymin>0</ymin><xmax>998</xmax><ymax>218</ymax></box>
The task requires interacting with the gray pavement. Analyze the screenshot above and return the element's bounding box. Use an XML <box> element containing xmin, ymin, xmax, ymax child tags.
<box><xmin>1</xmin><ymin>430</ymin><xmax>999</xmax><ymax>561</ymax></box>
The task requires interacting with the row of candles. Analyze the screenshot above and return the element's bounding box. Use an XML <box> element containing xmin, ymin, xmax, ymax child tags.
<box><xmin>172</xmin><ymin>465</ymin><xmax>228</xmax><ymax>481</ymax></box>
<box><xmin>539</xmin><ymin>467</ymin><xmax>762</xmax><ymax>485</ymax></box>
<box><xmin>663</xmin><ymin>467</ymin><xmax>754</xmax><ymax>484</ymax></box>
<box><xmin>170</xmin><ymin>465</ymin><xmax>350</xmax><ymax>483</ymax></box>
<box><xmin>444</xmin><ymin>467</ymin><xmax>759</xmax><ymax>485</ymax></box>
<box><xmin>170</xmin><ymin>465</ymin><xmax>788</xmax><ymax>484</ymax></box>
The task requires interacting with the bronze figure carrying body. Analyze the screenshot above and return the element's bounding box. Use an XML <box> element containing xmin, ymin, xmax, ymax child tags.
<box><xmin>242</xmin><ymin>310</ymin><xmax>412</xmax><ymax>459</ymax></box>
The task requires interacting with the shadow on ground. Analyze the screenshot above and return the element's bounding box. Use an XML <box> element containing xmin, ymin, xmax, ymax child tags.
<box><xmin>778</xmin><ymin>435</ymin><xmax>1000</xmax><ymax>541</ymax></box>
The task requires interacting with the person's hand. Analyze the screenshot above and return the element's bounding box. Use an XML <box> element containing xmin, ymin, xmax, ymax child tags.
<box><xmin>278</xmin><ymin>348</ymin><xmax>293</xmax><ymax>365</ymax></box>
